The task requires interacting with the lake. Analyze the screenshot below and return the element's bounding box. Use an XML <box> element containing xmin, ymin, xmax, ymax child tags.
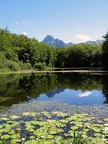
<box><xmin>1</xmin><ymin>72</ymin><xmax>108</xmax><ymax>143</ymax></box>
<box><xmin>0</xmin><ymin>72</ymin><xmax>108</xmax><ymax>115</ymax></box>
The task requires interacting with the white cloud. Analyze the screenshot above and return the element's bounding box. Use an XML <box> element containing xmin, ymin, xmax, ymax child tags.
<box><xmin>77</xmin><ymin>91</ymin><xmax>92</xmax><ymax>97</ymax></box>
<box><xmin>34</xmin><ymin>27</ymin><xmax>37</xmax><ymax>29</ymax></box>
<box><xmin>15</xmin><ymin>22</ymin><xmax>19</xmax><ymax>24</ymax></box>
<box><xmin>22</xmin><ymin>20</ymin><xmax>29</xmax><ymax>25</ymax></box>
<box><xmin>21</xmin><ymin>32</ymin><xmax>28</xmax><ymax>35</ymax></box>
<box><xmin>76</xmin><ymin>34</ymin><xmax>91</xmax><ymax>42</ymax></box>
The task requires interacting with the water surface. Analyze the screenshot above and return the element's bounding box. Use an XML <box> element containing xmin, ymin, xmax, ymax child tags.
<box><xmin>0</xmin><ymin>72</ymin><xmax>108</xmax><ymax>112</ymax></box>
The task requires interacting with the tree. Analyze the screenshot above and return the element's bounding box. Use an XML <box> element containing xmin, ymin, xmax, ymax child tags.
<box><xmin>102</xmin><ymin>31</ymin><xmax>108</xmax><ymax>69</ymax></box>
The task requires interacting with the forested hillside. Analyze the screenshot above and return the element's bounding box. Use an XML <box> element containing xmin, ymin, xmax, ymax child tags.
<box><xmin>0</xmin><ymin>28</ymin><xmax>56</xmax><ymax>71</ymax></box>
<box><xmin>0</xmin><ymin>28</ymin><xmax>107</xmax><ymax>71</ymax></box>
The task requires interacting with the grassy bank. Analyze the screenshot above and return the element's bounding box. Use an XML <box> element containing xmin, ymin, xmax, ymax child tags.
<box><xmin>0</xmin><ymin>68</ymin><xmax>108</xmax><ymax>75</ymax></box>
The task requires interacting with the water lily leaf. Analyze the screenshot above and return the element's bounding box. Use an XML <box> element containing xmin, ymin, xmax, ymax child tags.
<box><xmin>49</xmin><ymin>130</ymin><xmax>57</xmax><ymax>134</ymax></box>
<box><xmin>9</xmin><ymin>130</ymin><xmax>15</xmax><ymax>135</ymax></box>
<box><xmin>10</xmin><ymin>140</ymin><xmax>17</xmax><ymax>144</ymax></box>
<box><xmin>70</xmin><ymin>126</ymin><xmax>79</xmax><ymax>131</ymax></box>
<box><xmin>41</xmin><ymin>111</ymin><xmax>49</xmax><ymax>116</ymax></box>
<box><xmin>10</xmin><ymin>133</ymin><xmax>20</xmax><ymax>139</ymax></box>
<box><xmin>15</xmin><ymin>139</ymin><xmax>22</xmax><ymax>142</ymax></box>
<box><xmin>0</xmin><ymin>129</ymin><xmax>4</xmax><ymax>133</ymax></box>
<box><xmin>92</xmin><ymin>127</ymin><xmax>101</xmax><ymax>133</ymax></box>
<box><xmin>46</xmin><ymin>134</ymin><xmax>54</xmax><ymax>139</ymax></box>
<box><xmin>63</xmin><ymin>133</ymin><xmax>71</xmax><ymax>137</ymax></box>
<box><xmin>55</xmin><ymin>136</ymin><xmax>63</xmax><ymax>142</ymax></box>
<box><xmin>7</xmin><ymin>121</ymin><xmax>13</xmax><ymax>124</ymax></box>
<box><xmin>94</xmin><ymin>133</ymin><xmax>102</xmax><ymax>137</ymax></box>
<box><xmin>25</xmin><ymin>122</ymin><xmax>32</xmax><ymax>126</ymax></box>
<box><xmin>27</xmin><ymin>127</ymin><xmax>34</xmax><ymax>132</ymax></box>
<box><xmin>31</xmin><ymin>120</ymin><xmax>40</xmax><ymax>125</ymax></box>
<box><xmin>22</xmin><ymin>140</ymin><xmax>37</xmax><ymax>144</ymax></box>
<box><xmin>47</xmin><ymin>120</ymin><xmax>56</xmax><ymax>125</ymax></box>
<box><xmin>56</xmin><ymin>122</ymin><xmax>65</xmax><ymax>127</ymax></box>
<box><xmin>35</xmin><ymin>132</ymin><xmax>42</xmax><ymax>137</ymax></box>
<box><xmin>24</xmin><ymin>140</ymin><xmax>31</xmax><ymax>144</ymax></box>
<box><xmin>1</xmin><ymin>134</ymin><xmax>10</xmax><ymax>139</ymax></box>
<box><xmin>12</xmin><ymin>122</ymin><xmax>20</xmax><ymax>127</ymax></box>
<box><xmin>40</xmin><ymin>132</ymin><xmax>48</xmax><ymax>138</ymax></box>
<box><xmin>30</xmin><ymin>136</ymin><xmax>35</xmax><ymax>139</ymax></box>
<box><xmin>69</xmin><ymin>131</ymin><xmax>75</xmax><ymax>137</ymax></box>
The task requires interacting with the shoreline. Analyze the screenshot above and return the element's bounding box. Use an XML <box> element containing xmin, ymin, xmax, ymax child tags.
<box><xmin>0</xmin><ymin>67</ymin><xmax>108</xmax><ymax>75</ymax></box>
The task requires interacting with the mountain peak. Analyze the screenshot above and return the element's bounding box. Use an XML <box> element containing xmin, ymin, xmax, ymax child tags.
<box><xmin>43</xmin><ymin>35</ymin><xmax>73</xmax><ymax>47</ymax></box>
<box><xmin>43</xmin><ymin>35</ymin><xmax>55</xmax><ymax>42</ymax></box>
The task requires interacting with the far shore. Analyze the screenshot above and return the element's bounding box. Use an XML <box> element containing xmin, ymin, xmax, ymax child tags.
<box><xmin>0</xmin><ymin>67</ymin><xmax>108</xmax><ymax>75</ymax></box>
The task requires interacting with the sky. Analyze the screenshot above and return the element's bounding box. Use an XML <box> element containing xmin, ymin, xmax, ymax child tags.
<box><xmin>0</xmin><ymin>0</ymin><xmax>108</xmax><ymax>43</ymax></box>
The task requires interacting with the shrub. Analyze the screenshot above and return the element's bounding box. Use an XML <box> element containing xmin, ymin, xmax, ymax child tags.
<box><xmin>22</xmin><ymin>62</ymin><xmax>32</xmax><ymax>70</ymax></box>
<box><xmin>7</xmin><ymin>61</ymin><xmax>21</xmax><ymax>71</ymax></box>
<box><xmin>34</xmin><ymin>62</ymin><xmax>47</xmax><ymax>70</ymax></box>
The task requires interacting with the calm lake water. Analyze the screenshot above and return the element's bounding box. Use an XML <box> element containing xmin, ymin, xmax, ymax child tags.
<box><xmin>0</xmin><ymin>72</ymin><xmax>108</xmax><ymax>109</ymax></box>
<box><xmin>1</xmin><ymin>72</ymin><xmax>108</xmax><ymax>144</ymax></box>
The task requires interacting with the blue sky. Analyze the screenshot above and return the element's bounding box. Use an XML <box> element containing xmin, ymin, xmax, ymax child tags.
<box><xmin>0</xmin><ymin>0</ymin><xmax>108</xmax><ymax>43</ymax></box>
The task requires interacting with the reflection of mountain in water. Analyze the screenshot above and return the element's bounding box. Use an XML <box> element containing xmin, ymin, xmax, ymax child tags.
<box><xmin>46</xmin><ymin>87</ymin><xmax>65</xmax><ymax>98</ymax></box>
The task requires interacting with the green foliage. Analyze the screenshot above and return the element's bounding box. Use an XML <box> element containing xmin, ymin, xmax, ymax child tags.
<box><xmin>0</xmin><ymin>27</ymin><xmax>103</xmax><ymax>72</ymax></box>
<box><xmin>55</xmin><ymin>44</ymin><xmax>102</xmax><ymax>67</ymax></box>
<box><xmin>6</xmin><ymin>61</ymin><xmax>21</xmax><ymax>71</ymax></box>
<box><xmin>0</xmin><ymin>52</ymin><xmax>7</xmax><ymax>68</ymax></box>
<box><xmin>102</xmin><ymin>32</ymin><xmax>108</xmax><ymax>69</ymax></box>
<box><xmin>34</xmin><ymin>62</ymin><xmax>47</xmax><ymax>70</ymax></box>
<box><xmin>0</xmin><ymin>28</ymin><xmax>56</xmax><ymax>71</ymax></box>
<box><xmin>22</xmin><ymin>62</ymin><xmax>32</xmax><ymax>70</ymax></box>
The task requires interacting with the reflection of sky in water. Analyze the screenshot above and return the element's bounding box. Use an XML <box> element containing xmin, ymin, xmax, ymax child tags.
<box><xmin>28</xmin><ymin>88</ymin><xmax>105</xmax><ymax>106</ymax></box>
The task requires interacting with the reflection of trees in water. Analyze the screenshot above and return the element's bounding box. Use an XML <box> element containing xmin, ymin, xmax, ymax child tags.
<box><xmin>18</xmin><ymin>74</ymin><xmax>36</xmax><ymax>96</ymax></box>
<box><xmin>0</xmin><ymin>73</ymin><xmax>108</xmax><ymax>107</ymax></box>
<box><xmin>102</xmin><ymin>75</ymin><xmax>108</xmax><ymax>104</ymax></box>
<box><xmin>57</xmin><ymin>73</ymin><xmax>103</xmax><ymax>91</ymax></box>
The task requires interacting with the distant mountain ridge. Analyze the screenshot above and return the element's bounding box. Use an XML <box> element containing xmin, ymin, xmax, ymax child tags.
<box><xmin>85</xmin><ymin>39</ymin><xmax>104</xmax><ymax>45</ymax></box>
<box><xmin>42</xmin><ymin>35</ymin><xmax>103</xmax><ymax>47</ymax></box>
<box><xmin>42</xmin><ymin>35</ymin><xmax>73</xmax><ymax>47</ymax></box>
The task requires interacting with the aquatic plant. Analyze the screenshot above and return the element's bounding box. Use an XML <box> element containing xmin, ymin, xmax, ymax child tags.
<box><xmin>0</xmin><ymin>111</ymin><xmax>108</xmax><ymax>144</ymax></box>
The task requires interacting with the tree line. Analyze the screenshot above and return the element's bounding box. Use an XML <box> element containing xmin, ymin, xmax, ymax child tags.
<box><xmin>0</xmin><ymin>27</ymin><xmax>108</xmax><ymax>71</ymax></box>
